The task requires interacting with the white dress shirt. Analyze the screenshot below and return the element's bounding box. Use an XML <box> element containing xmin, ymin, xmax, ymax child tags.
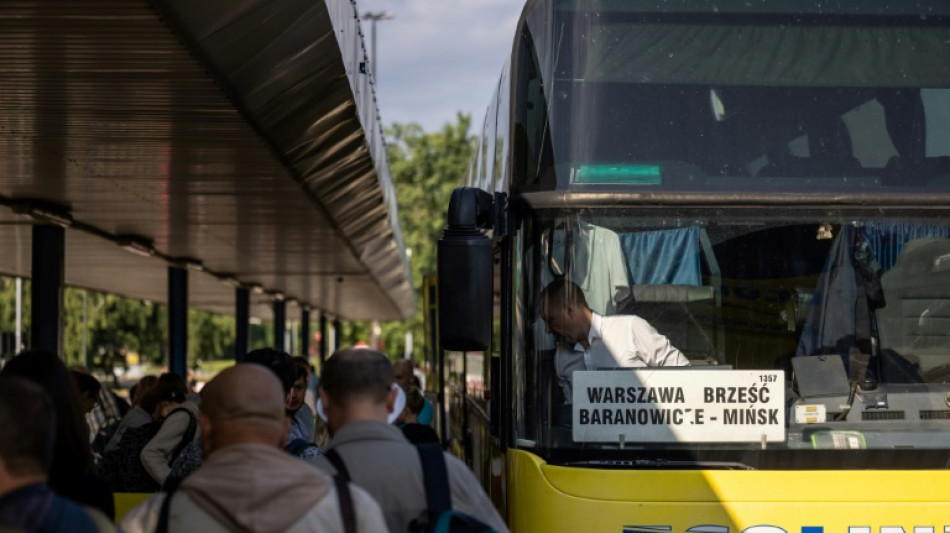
<box><xmin>555</xmin><ymin>313</ymin><xmax>690</xmax><ymax>402</ymax></box>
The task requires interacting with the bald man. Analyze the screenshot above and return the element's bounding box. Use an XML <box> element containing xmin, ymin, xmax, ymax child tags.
<box><xmin>121</xmin><ymin>364</ymin><xmax>387</xmax><ymax>533</ymax></box>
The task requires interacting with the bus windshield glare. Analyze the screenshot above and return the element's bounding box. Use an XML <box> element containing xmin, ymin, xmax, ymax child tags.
<box><xmin>513</xmin><ymin>6</ymin><xmax>950</xmax><ymax>192</ymax></box>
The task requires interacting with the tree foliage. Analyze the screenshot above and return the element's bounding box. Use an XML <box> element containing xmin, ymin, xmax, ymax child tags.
<box><xmin>0</xmin><ymin>279</ymin><xmax>235</xmax><ymax>371</ymax></box>
<box><xmin>375</xmin><ymin>113</ymin><xmax>475</xmax><ymax>363</ymax></box>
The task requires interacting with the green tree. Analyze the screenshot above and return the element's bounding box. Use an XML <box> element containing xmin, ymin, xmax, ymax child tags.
<box><xmin>0</xmin><ymin>277</ymin><xmax>29</xmax><ymax>358</ymax></box>
<box><xmin>189</xmin><ymin>309</ymin><xmax>235</xmax><ymax>365</ymax></box>
<box><xmin>342</xmin><ymin>321</ymin><xmax>370</xmax><ymax>347</ymax></box>
<box><xmin>0</xmin><ymin>278</ymin><xmax>236</xmax><ymax>372</ymax></box>
<box><xmin>376</xmin><ymin>113</ymin><xmax>475</xmax><ymax>363</ymax></box>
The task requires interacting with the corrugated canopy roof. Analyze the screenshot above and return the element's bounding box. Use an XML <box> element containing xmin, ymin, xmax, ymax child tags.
<box><xmin>0</xmin><ymin>0</ymin><xmax>414</xmax><ymax>321</ymax></box>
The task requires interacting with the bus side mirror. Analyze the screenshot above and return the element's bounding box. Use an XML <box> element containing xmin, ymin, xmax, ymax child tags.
<box><xmin>437</xmin><ymin>188</ymin><xmax>495</xmax><ymax>351</ymax></box>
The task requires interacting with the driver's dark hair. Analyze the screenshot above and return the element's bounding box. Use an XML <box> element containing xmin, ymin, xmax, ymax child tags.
<box><xmin>321</xmin><ymin>348</ymin><xmax>393</xmax><ymax>404</ymax></box>
<box><xmin>540</xmin><ymin>278</ymin><xmax>589</xmax><ymax>310</ymax></box>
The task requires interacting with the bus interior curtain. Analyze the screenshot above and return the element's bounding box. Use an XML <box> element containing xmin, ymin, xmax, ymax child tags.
<box><xmin>618</xmin><ymin>226</ymin><xmax>702</xmax><ymax>285</ymax></box>
<box><xmin>796</xmin><ymin>225</ymin><xmax>858</xmax><ymax>362</ymax></box>
<box><xmin>795</xmin><ymin>226</ymin><xmax>886</xmax><ymax>378</ymax></box>
<box><xmin>861</xmin><ymin>221</ymin><xmax>950</xmax><ymax>272</ymax></box>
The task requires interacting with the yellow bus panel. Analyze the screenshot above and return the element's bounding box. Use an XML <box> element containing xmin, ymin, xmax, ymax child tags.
<box><xmin>113</xmin><ymin>492</ymin><xmax>152</xmax><ymax>523</ymax></box>
<box><xmin>508</xmin><ymin>449</ymin><xmax>950</xmax><ymax>532</ymax></box>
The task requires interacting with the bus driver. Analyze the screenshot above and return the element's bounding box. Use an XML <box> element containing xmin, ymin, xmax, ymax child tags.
<box><xmin>540</xmin><ymin>278</ymin><xmax>690</xmax><ymax>403</ymax></box>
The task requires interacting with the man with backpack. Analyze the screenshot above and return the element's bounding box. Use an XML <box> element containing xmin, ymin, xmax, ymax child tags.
<box><xmin>310</xmin><ymin>348</ymin><xmax>508</xmax><ymax>533</ymax></box>
<box><xmin>121</xmin><ymin>363</ymin><xmax>386</xmax><ymax>533</ymax></box>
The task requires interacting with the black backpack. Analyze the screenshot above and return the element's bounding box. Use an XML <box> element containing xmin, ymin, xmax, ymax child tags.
<box><xmin>163</xmin><ymin>435</ymin><xmax>204</xmax><ymax>492</ymax></box>
<box><xmin>325</xmin><ymin>443</ymin><xmax>498</xmax><ymax>533</ymax></box>
<box><xmin>409</xmin><ymin>443</ymin><xmax>498</xmax><ymax>533</ymax></box>
<box><xmin>97</xmin><ymin>407</ymin><xmax>197</xmax><ymax>493</ymax></box>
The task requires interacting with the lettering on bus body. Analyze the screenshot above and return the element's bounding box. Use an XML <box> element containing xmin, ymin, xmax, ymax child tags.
<box><xmin>573</xmin><ymin>370</ymin><xmax>785</xmax><ymax>443</ymax></box>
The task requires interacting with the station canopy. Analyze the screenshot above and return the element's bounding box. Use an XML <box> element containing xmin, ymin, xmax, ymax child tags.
<box><xmin>0</xmin><ymin>0</ymin><xmax>415</xmax><ymax>321</ymax></box>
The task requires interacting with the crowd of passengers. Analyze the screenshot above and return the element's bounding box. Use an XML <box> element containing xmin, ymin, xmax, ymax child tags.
<box><xmin>0</xmin><ymin>347</ymin><xmax>508</xmax><ymax>532</ymax></box>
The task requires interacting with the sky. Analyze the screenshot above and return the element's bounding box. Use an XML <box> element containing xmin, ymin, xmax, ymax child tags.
<box><xmin>355</xmin><ymin>0</ymin><xmax>525</xmax><ymax>133</ymax></box>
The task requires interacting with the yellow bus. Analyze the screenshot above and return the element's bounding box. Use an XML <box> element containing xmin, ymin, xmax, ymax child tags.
<box><xmin>436</xmin><ymin>0</ymin><xmax>950</xmax><ymax>531</ymax></box>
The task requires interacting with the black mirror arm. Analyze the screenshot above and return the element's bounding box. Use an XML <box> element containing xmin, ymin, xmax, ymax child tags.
<box><xmin>446</xmin><ymin>188</ymin><xmax>496</xmax><ymax>234</ymax></box>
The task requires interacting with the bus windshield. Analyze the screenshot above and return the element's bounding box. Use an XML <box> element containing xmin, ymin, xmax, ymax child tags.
<box><xmin>513</xmin><ymin>4</ymin><xmax>950</xmax><ymax>192</ymax></box>
<box><xmin>492</xmin><ymin>2</ymin><xmax>950</xmax><ymax>469</ymax></box>
<box><xmin>514</xmin><ymin>207</ymin><xmax>950</xmax><ymax>467</ymax></box>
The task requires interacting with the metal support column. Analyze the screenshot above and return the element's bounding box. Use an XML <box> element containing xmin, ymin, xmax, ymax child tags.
<box><xmin>15</xmin><ymin>278</ymin><xmax>22</xmax><ymax>355</ymax></box>
<box><xmin>235</xmin><ymin>287</ymin><xmax>249</xmax><ymax>362</ymax></box>
<box><xmin>301</xmin><ymin>307</ymin><xmax>310</xmax><ymax>359</ymax></box>
<box><xmin>319</xmin><ymin>313</ymin><xmax>328</xmax><ymax>366</ymax></box>
<box><xmin>273</xmin><ymin>299</ymin><xmax>286</xmax><ymax>352</ymax></box>
<box><xmin>31</xmin><ymin>225</ymin><xmax>65</xmax><ymax>356</ymax></box>
<box><xmin>168</xmin><ymin>266</ymin><xmax>188</xmax><ymax>377</ymax></box>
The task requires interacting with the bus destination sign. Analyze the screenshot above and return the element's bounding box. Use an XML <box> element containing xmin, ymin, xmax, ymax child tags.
<box><xmin>572</xmin><ymin>369</ymin><xmax>786</xmax><ymax>443</ymax></box>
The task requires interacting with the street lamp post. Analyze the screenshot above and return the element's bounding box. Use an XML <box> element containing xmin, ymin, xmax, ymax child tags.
<box><xmin>360</xmin><ymin>11</ymin><xmax>395</xmax><ymax>82</ymax></box>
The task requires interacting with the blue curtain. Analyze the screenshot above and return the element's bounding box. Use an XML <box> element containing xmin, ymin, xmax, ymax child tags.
<box><xmin>618</xmin><ymin>227</ymin><xmax>701</xmax><ymax>285</ymax></box>
<box><xmin>861</xmin><ymin>221</ymin><xmax>950</xmax><ymax>272</ymax></box>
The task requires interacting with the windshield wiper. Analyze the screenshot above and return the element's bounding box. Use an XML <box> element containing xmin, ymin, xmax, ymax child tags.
<box><xmin>563</xmin><ymin>459</ymin><xmax>756</xmax><ymax>470</ymax></box>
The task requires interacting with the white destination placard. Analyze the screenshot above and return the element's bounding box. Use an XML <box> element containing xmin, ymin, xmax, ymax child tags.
<box><xmin>572</xmin><ymin>369</ymin><xmax>785</xmax><ymax>443</ymax></box>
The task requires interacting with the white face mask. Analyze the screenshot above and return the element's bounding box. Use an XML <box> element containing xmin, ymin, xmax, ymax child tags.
<box><xmin>315</xmin><ymin>383</ymin><xmax>407</xmax><ymax>425</ymax></box>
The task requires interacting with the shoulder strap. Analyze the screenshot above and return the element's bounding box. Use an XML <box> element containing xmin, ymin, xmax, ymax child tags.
<box><xmin>416</xmin><ymin>442</ymin><xmax>451</xmax><ymax>515</ymax></box>
<box><xmin>333</xmin><ymin>474</ymin><xmax>356</xmax><ymax>533</ymax></box>
<box><xmin>166</xmin><ymin>406</ymin><xmax>191</xmax><ymax>420</ymax></box>
<box><xmin>167</xmin><ymin>407</ymin><xmax>198</xmax><ymax>461</ymax></box>
<box><xmin>156</xmin><ymin>488</ymin><xmax>176</xmax><ymax>533</ymax></box>
<box><xmin>324</xmin><ymin>448</ymin><xmax>351</xmax><ymax>482</ymax></box>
